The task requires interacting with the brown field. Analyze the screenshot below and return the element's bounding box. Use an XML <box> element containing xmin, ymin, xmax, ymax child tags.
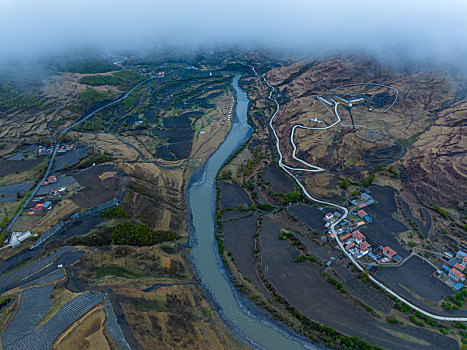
<box><xmin>191</xmin><ymin>90</ymin><xmax>234</xmax><ymax>161</ymax></box>
<box><xmin>54</xmin><ymin>307</ymin><xmax>111</xmax><ymax>350</ymax></box>
<box><xmin>32</xmin><ymin>199</ymin><xmax>80</xmax><ymax>234</ymax></box>
<box><xmin>69</xmin><ymin>246</ymin><xmax>248</xmax><ymax>350</ymax></box>
<box><xmin>120</xmin><ymin>163</ymin><xmax>184</xmax><ymax>233</ymax></box>
<box><xmin>71</xmin><ymin>131</ymin><xmax>140</xmax><ymax>162</ymax></box>
<box><xmin>71</xmin><ymin>164</ymin><xmax>124</xmax><ymax>208</ymax></box>
<box><xmin>265</xmin><ymin>56</ymin><xmax>465</xmax><ymax>209</ymax></box>
<box><xmin>0</xmin><ymin>159</ymin><xmax>47</xmax><ymax>187</ymax></box>
<box><xmin>401</xmin><ymin>99</ymin><xmax>467</xmax><ymax>208</ymax></box>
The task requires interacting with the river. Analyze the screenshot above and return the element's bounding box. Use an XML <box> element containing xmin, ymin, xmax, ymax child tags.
<box><xmin>188</xmin><ymin>73</ymin><xmax>319</xmax><ymax>350</ymax></box>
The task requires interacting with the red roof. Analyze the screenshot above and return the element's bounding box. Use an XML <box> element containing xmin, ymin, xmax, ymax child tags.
<box><xmin>463</xmin><ymin>256</ymin><xmax>467</xmax><ymax>263</ymax></box>
<box><xmin>357</xmin><ymin>209</ymin><xmax>368</xmax><ymax>217</ymax></box>
<box><xmin>352</xmin><ymin>230</ymin><xmax>365</xmax><ymax>241</ymax></box>
<box><xmin>454</xmin><ymin>263</ymin><xmax>465</xmax><ymax>271</ymax></box>
<box><xmin>360</xmin><ymin>241</ymin><xmax>371</xmax><ymax>251</ymax></box>
<box><xmin>340</xmin><ymin>233</ymin><xmax>352</xmax><ymax>241</ymax></box>
<box><xmin>450</xmin><ymin>267</ymin><xmax>466</xmax><ymax>279</ymax></box>
<box><xmin>345</xmin><ymin>242</ymin><xmax>356</xmax><ymax>250</ymax></box>
<box><xmin>383</xmin><ymin>246</ymin><xmax>397</xmax><ymax>257</ymax></box>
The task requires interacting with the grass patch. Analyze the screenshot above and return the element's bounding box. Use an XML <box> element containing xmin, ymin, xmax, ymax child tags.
<box><xmin>94</xmin><ymin>266</ymin><xmax>147</xmax><ymax>279</ymax></box>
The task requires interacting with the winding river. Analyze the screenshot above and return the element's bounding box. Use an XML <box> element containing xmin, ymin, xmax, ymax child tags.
<box><xmin>188</xmin><ymin>73</ymin><xmax>318</xmax><ymax>350</ymax></box>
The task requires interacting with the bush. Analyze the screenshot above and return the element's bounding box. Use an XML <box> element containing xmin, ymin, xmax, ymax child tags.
<box><xmin>432</xmin><ymin>204</ymin><xmax>450</xmax><ymax>218</ymax></box>
<box><xmin>102</xmin><ymin>205</ymin><xmax>129</xmax><ymax>220</ymax></box>
<box><xmin>258</xmin><ymin>203</ymin><xmax>274</xmax><ymax>211</ymax></box>
<box><xmin>295</xmin><ymin>254</ymin><xmax>307</xmax><ymax>263</ymax></box>
<box><xmin>340</xmin><ymin>178</ymin><xmax>350</xmax><ymax>190</ymax></box>
<box><xmin>110</xmin><ymin>221</ymin><xmax>178</xmax><ymax>246</ymax></box>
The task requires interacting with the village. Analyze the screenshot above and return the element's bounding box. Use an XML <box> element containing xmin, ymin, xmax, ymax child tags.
<box><xmin>323</xmin><ymin>189</ymin><xmax>466</xmax><ymax>294</ymax></box>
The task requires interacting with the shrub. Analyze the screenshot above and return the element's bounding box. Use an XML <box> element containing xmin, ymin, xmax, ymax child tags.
<box><xmin>258</xmin><ymin>203</ymin><xmax>274</xmax><ymax>211</ymax></box>
<box><xmin>340</xmin><ymin>178</ymin><xmax>349</xmax><ymax>190</ymax></box>
<box><xmin>102</xmin><ymin>205</ymin><xmax>129</xmax><ymax>220</ymax></box>
<box><xmin>432</xmin><ymin>204</ymin><xmax>450</xmax><ymax>218</ymax></box>
<box><xmin>109</xmin><ymin>221</ymin><xmax>178</xmax><ymax>246</ymax></box>
<box><xmin>295</xmin><ymin>254</ymin><xmax>307</xmax><ymax>263</ymax></box>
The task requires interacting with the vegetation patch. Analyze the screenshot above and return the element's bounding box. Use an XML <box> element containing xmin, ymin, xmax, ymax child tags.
<box><xmin>80</xmin><ymin>70</ymin><xmax>145</xmax><ymax>89</ymax></box>
<box><xmin>102</xmin><ymin>205</ymin><xmax>130</xmax><ymax>220</ymax></box>
<box><xmin>95</xmin><ymin>265</ymin><xmax>147</xmax><ymax>279</ymax></box>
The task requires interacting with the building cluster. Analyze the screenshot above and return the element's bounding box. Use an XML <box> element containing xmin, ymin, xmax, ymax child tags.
<box><xmin>28</xmin><ymin>201</ymin><xmax>52</xmax><ymax>215</ymax></box>
<box><xmin>132</xmin><ymin>120</ymin><xmax>144</xmax><ymax>129</ymax></box>
<box><xmin>7</xmin><ymin>231</ymin><xmax>37</xmax><ymax>248</ymax></box>
<box><xmin>325</xmin><ymin>190</ymin><xmax>403</xmax><ymax>263</ymax></box>
<box><xmin>333</xmin><ymin>94</ymin><xmax>365</xmax><ymax>107</ymax></box>
<box><xmin>441</xmin><ymin>250</ymin><xmax>467</xmax><ymax>290</ymax></box>
<box><xmin>38</xmin><ymin>143</ymin><xmax>75</xmax><ymax>156</ymax></box>
<box><xmin>349</xmin><ymin>192</ymin><xmax>375</xmax><ymax>209</ymax></box>
<box><xmin>38</xmin><ymin>146</ymin><xmax>54</xmax><ymax>156</ymax></box>
<box><xmin>41</xmin><ymin>175</ymin><xmax>57</xmax><ymax>186</ymax></box>
<box><xmin>339</xmin><ymin>229</ymin><xmax>372</xmax><ymax>259</ymax></box>
<box><xmin>57</xmin><ymin>144</ymin><xmax>75</xmax><ymax>153</ymax></box>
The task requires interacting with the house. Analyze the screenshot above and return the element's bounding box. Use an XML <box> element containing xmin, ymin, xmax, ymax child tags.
<box><xmin>324</xmin><ymin>213</ymin><xmax>334</xmax><ymax>221</ymax></box>
<box><xmin>462</xmin><ymin>256</ymin><xmax>467</xmax><ymax>267</ymax></box>
<box><xmin>363</xmin><ymin>215</ymin><xmax>373</xmax><ymax>222</ymax></box>
<box><xmin>333</xmin><ymin>211</ymin><xmax>341</xmax><ymax>217</ymax></box>
<box><xmin>352</xmin><ymin>230</ymin><xmax>365</xmax><ymax>244</ymax></box>
<box><xmin>340</xmin><ymin>233</ymin><xmax>352</xmax><ymax>242</ymax></box>
<box><xmin>356</xmin><ymin>221</ymin><xmax>365</xmax><ymax>227</ymax></box>
<box><xmin>449</xmin><ymin>267</ymin><xmax>466</xmax><ymax>282</ymax></box>
<box><xmin>368</xmin><ymin>252</ymin><xmax>378</xmax><ymax>260</ymax></box>
<box><xmin>43</xmin><ymin>201</ymin><xmax>52</xmax><ymax>210</ymax></box>
<box><xmin>47</xmin><ymin>176</ymin><xmax>57</xmax><ymax>183</ymax></box>
<box><xmin>443</xmin><ymin>251</ymin><xmax>454</xmax><ymax>259</ymax></box>
<box><xmin>357</xmin><ymin>210</ymin><xmax>368</xmax><ymax>219</ymax></box>
<box><xmin>442</xmin><ymin>265</ymin><xmax>451</xmax><ymax>272</ymax></box>
<box><xmin>454</xmin><ymin>263</ymin><xmax>466</xmax><ymax>272</ymax></box>
<box><xmin>453</xmin><ymin>283</ymin><xmax>465</xmax><ymax>291</ymax></box>
<box><xmin>382</xmin><ymin>246</ymin><xmax>397</xmax><ymax>259</ymax></box>
<box><xmin>349</xmin><ymin>219</ymin><xmax>358</xmax><ymax>230</ymax></box>
<box><xmin>456</xmin><ymin>251</ymin><xmax>467</xmax><ymax>260</ymax></box>
<box><xmin>33</xmin><ymin>203</ymin><xmax>44</xmax><ymax>213</ymax></box>
<box><xmin>360</xmin><ymin>193</ymin><xmax>372</xmax><ymax>202</ymax></box>
<box><xmin>360</xmin><ymin>241</ymin><xmax>372</xmax><ymax>252</ymax></box>
<box><xmin>345</xmin><ymin>242</ymin><xmax>356</xmax><ymax>250</ymax></box>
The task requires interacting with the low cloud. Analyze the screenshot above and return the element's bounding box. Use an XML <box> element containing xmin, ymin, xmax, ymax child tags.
<box><xmin>1</xmin><ymin>0</ymin><xmax>466</xmax><ymax>67</ymax></box>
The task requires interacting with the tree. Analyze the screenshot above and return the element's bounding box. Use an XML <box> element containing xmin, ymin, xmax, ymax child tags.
<box><xmin>340</xmin><ymin>178</ymin><xmax>349</xmax><ymax>190</ymax></box>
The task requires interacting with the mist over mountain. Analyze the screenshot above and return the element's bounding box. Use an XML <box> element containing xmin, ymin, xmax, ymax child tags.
<box><xmin>1</xmin><ymin>0</ymin><xmax>466</xmax><ymax>68</ymax></box>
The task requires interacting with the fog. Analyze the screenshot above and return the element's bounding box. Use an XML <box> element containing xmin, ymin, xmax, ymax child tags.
<box><xmin>1</xmin><ymin>0</ymin><xmax>466</xmax><ymax>67</ymax></box>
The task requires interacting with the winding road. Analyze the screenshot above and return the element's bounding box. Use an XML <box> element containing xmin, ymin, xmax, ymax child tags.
<box><xmin>238</xmin><ymin>60</ymin><xmax>467</xmax><ymax>323</ymax></box>
<box><xmin>6</xmin><ymin>58</ymin><xmax>149</xmax><ymax>233</ymax></box>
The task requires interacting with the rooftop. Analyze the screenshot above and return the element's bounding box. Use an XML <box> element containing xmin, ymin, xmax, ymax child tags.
<box><xmin>340</xmin><ymin>233</ymin><xmax>352</xmax><ymax>241</ymax></box>
<box><xmin>352</xmin><ymin>230</ymin><xmax>365</xmax><ymax>241</ymax></box>
<box><xmin>450</xmin><ymin>267</ymin><xmax>466</xmax><ymax>279</ymax></box>
<box><xmin>360</xmin><ymin>241</ymin><xmax>371</xmax><ymax>250</ymax></box>
<box><xmin>383</xmin><ymin>246</ymin><xmax>397</xmax><ymax>257</ymax></box>
<box><xmin>357</xmin><ymin>209</ymin><xmax>368</xmax><ymax>217</ymax></box>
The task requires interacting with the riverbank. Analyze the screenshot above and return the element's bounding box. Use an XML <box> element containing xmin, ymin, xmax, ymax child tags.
<box><xmin>187</xmin><ymin>73</ymin><xmax>322</xmax><ymax>350</ymax></box>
